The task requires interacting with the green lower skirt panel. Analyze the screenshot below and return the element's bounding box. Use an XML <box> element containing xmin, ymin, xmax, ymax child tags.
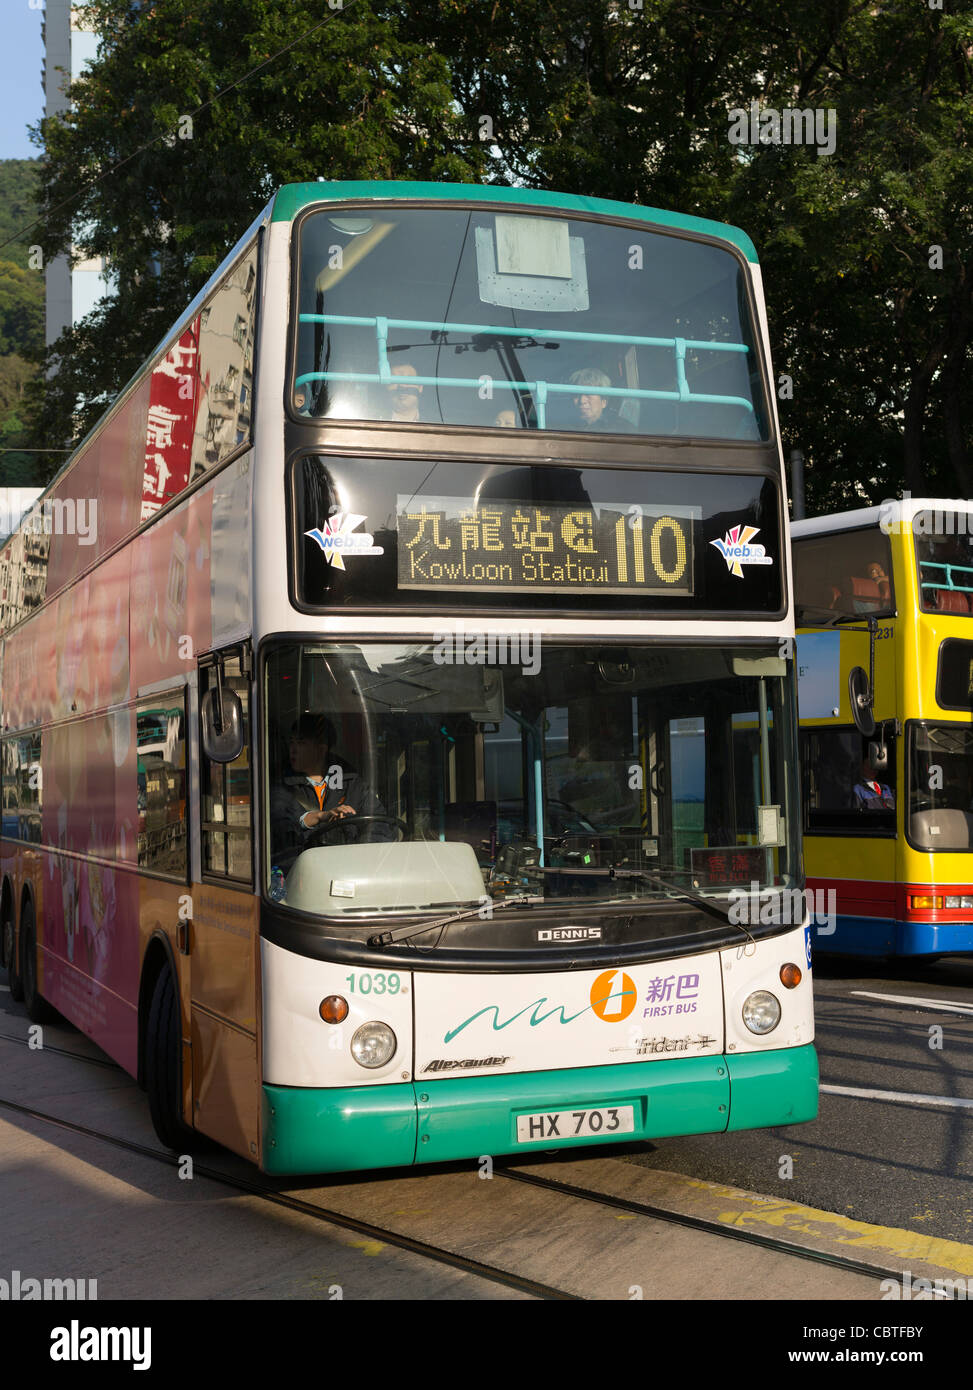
<box><xmin>725</xmin><ymin>1043</ymin><xmax>819</xmax><ymax>1130</ymax></box>
<box><xmin>261</xmin><ymin>1082</ymin><xmax>418</xmax><ymax>1176</ymax></box>
<box><xmin>260</xmin><ymin>1044</ymin><xmax>818</xmax><ymax>1175</ymax></box>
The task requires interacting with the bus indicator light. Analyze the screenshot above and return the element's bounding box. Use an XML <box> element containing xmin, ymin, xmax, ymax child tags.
<box><xmin>779</xmin><ymin>963</ymin><xmax>802</xmax><ymax>989</ymax></box>
<box><xmin>320</xmin><ymin>996</ymin><xmax>349</xmax><ymax>1024</ymax></box>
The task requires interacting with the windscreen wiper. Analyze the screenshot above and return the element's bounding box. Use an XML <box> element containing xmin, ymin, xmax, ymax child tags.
<box><xmin>368</xmin><ymin>894</ymin><xmax>543</xmax><ymax>949</ymax></box>
<box><xmin>607</xmin><ymin>867</ymin><xmax>755</xmax><ymax>941</ymax></box>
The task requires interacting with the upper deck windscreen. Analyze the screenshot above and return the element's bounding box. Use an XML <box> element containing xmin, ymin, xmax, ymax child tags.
<box><xmin>793</xmin><ymin>527</ymin><xmax>895</xmax><ymax>622</ymax></box>
<box><xmin>292</xmin><ymin>206</ymin><xmax>768</xmax><ymax>442</ymax></box>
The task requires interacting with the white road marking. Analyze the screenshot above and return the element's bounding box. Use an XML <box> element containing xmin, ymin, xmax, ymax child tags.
<box><xmin>822</xmin><ymin>1083</ymin><xmax>973</xmax><ymax>1110</ymax></box>
<box><xmin>850</xmin><ymin>990</ymin><xmax>973</xmax><ymax>1016</ymax></box>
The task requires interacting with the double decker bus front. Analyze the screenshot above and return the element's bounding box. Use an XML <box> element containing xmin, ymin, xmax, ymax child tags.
<box><xmin>795</xmin><ymin>501</ymin><xmax>973</xmax><ymax>957</ymax></box>
<box><xmin>906</xmin><ymin>503</ymin><xmax>973</xmax><ymax>952</ymax></box>
<box><xmin>254</xmin><ymin>188</ymin><xmax>816</xmax><ymax>1174</ymax></box>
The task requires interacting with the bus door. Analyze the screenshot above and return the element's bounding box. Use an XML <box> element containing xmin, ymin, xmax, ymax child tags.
<box><xmin>190</xmin><ymin>645</ymin><xmax>259</xmax><ymax>1158</ymax></box>
<box><xmin>801</xmin><ymin>723</ymin><xmax>898</xmax><ymax>950</ymax></box>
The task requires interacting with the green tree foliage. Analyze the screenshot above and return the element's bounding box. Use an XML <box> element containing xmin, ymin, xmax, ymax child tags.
<box><xmin>0</xmin><ymin>159</ymin><xmax>45</xmax><ymax>483</ymax></box>
<box><xmin>432</xmin><ymin>0</ymin><xmax>973</xmax><ymax>508</ymax></box>
<box><xmin>24</xmin><ymin>0</ymin><xmax>973</xmax><ymax>508</ymax></box>
<box><xmin>29</xmin><ymin>0</ymin><xmax>485</xmax><ymax>456</ymax></box>
<box><xmin>719</xmin><ymin>2</ymin><xmax>973</xmax><ymax>510</ymax></box>
<box><xmin>0</xmin><ymin>260</ymin><xmax>44</xmax><ymax>357</ymax></box>
<box><xmin>0</xmin><ymin>356</ymin><xmax>44</xmax><ymax>486</ymax></box>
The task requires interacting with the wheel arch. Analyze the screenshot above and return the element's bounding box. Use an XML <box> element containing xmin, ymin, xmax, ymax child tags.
<box><xmin>138</xmin><ymin>931</ymin><xmax>182</xmax><ymax>1091</ymax></box>
<box><xmin>0</xmin><ymin>874</ymin><xmax>14</xmax><ymax>969</ymax></box>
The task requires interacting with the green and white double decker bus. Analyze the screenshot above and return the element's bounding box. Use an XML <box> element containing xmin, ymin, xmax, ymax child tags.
<box><xmin>1</xmin><ymin>182</ymin><xmax>815</xmax><ymax>1174</ymax></box>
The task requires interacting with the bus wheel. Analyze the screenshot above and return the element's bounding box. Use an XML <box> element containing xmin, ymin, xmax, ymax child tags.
<box><xmin>146</xmin><ymin>968</ymin><xmax>194</xmax><ymax>1151</ymax></box>
<box><xmin>21</xmin><ymin>904</ymin><xmax>53</xmax><ymax>1023</ymax></box>
<box><xmin>3</xmin><ymin>907</ymin><xmax>24</xmax><ymax>1002</ymax></box>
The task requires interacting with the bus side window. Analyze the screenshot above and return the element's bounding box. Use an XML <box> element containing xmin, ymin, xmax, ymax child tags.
<box><xmin>136</xmin><ymin>701</ymin><xmax>187</xmax><ymax>878</ymax></box>
<box><xmin>1</xmin><ymin>734</ymin><xmax>41</xmax><ymax>842</ymax></box>
<box><xmin>200</xmin><ymin>653</ymin><xmax>253</xmax><ymax>883</ymax></box>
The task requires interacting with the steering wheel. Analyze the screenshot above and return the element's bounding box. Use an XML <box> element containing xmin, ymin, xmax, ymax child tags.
<box><xmin>910</xmin><ymin>797</ymin><xmax>935</xmax><ymax>814</ymax></box>
<box><xmin>305</xmin><ymin>813</ymin><xmax>408</xmax><ymax>846</ymax></box>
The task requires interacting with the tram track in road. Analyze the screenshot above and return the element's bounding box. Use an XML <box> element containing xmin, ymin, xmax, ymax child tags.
<box><xmin>1</xmin><ymin>1013</ymin><xmax>959</xmax><ymax>1297</ymax></box>
<box><xmin>0</xmin><ymin>1030</ymin><xmax>121</xmax><ymax>1069</ymax></box>
<box><xmin>0</xmin><ymin>1080</ymin><xmax>905</xmax><ymax>1300</ymax></box>
<box><xmin>0</xmin><ymin>1093</ymin><xmax>579</xmax><ymax>1302</ymax></box>
<box><xmin>493</xmin><ymin>1163</ymin><xmax>931</xmax><ymax>1290</ymax></box>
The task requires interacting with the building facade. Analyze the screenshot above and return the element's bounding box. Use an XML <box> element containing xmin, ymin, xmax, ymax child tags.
<box><xmin>42</xmin><ymin>0</ymin><xmax>108</xmax><ymax>347</ymax></box>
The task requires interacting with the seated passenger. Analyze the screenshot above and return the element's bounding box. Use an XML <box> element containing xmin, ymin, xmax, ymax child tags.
<box><xmin>383</xmin><ymin>363</ymin><xmax>424</xmax><ymax>422</ymax></box>
<box><xmin>866</xmin><ymin>561</ymin><xmax>891</xmax><ymax>604</ymax></box>
<box><xmin>567</xmin><ymin>368</ymin><xmax>631</xmax><ymax>432</ymax></box>
<box><xmin>493</xmin><ymin>408</ymin><xmax>517</xmax><ymax>428</ymax></box>
<box><xmin>853</xmin><ymin>759</ymin><xmax>894</xmax><ymax>811</ymax></box>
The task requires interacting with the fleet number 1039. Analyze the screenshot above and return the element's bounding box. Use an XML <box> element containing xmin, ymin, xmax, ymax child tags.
<box><xmin>345</xmin><ymin>972</ymin><xmax>402</xmax><ymax>995</ymax></box>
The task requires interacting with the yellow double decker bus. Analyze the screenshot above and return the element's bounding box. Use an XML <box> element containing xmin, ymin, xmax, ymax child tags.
<box><xmin>793</xmin><ymin>498</ymin><xmax>973</xmax><ymax>958</ymax></box>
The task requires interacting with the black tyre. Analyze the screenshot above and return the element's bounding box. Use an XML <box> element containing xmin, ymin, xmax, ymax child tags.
<box><xmin>146</xmin><ymin>968</ymin><xmax>195</xmax><ymax>1151</ymax></box>
<box><xmin>20</xmin><ymin>903</ymin><xmax>51</xmax><ymax>1021</ymax></box>
<box><xmin>2</xmin><ymin>906</ymin><xmax>23</xmax><ymax>1002</ymax></box>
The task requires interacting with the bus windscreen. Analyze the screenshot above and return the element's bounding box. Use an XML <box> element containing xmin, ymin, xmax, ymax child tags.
<box><xmin>292</xmin><ymin>206</ymin><xmax>768</xmax><ymax>441</ymax></box>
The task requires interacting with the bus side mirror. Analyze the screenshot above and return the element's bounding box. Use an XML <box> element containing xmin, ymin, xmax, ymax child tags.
<box><xmin>868</xmin><ymin>739</ymin><xmax>888</xmax><ymax>773</ymax></box>
<box><xmin>201</xmin><ymin>686</ymin><xmax>244</xmax><ymax>763</ymax></box>
<box><xmin>848</xmin><ymin>665</ymin><xmax>876</xmax><ymax>737</ymax></box>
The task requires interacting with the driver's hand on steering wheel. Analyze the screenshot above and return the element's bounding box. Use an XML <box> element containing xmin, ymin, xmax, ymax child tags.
<box><xmin>306</xmin><ymin>803</ymin><xmax>356</xmax><ymax>828</ymax></box>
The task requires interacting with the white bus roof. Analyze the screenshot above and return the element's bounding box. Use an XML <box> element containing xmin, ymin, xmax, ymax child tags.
<box><xmin>792</xmin><ymin>499</ymin><xmax>972</xmax><ymax>538</ymax></box>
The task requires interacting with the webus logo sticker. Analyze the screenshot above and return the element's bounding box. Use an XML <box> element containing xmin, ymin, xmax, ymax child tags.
<box><xmin>305</xmin><ymin>513</ymin><xmax>384</xmax><ymax>569</ymax></box>
<box><xmin>710</xmin><ymin>523</ymin><xmax>773</xmax><ymax>578</ymax></box>
<box><xmin>589</xmin><ymin>970</ymin><xmax>638</xmax><ymax>1022</ymax></box>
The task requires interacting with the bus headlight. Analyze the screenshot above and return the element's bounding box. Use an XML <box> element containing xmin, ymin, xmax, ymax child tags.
<box><xmin>351</xmin><ymin>1021</ymin><xmax>397</xmax><ymax>1068</ymax></box>
<box><xmin>742</xmin><ymin>991</ymin><xmax>781</xmax><ymax>1035</ymax></box>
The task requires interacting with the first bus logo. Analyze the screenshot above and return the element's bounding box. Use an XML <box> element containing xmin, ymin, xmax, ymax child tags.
<box><xmin>590</xmin><ymin>970</ymin><xmax>638</xmax><ymax>1022</ymax></box>
<box><xmin>710</xmin><ymin>523</ymin><xmax>773</xmax><ymax>578</ymax></box>
<box><xmin>305</xmin><ymin>513</ymin><xmax>384</xmax><ymax>570</ymax></box>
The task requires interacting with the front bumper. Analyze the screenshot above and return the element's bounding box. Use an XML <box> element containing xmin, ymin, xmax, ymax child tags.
<box><xmin>260</xmin><ymin>1043</ymin><xmax>819</xmax><ymax>1175</ymax></box>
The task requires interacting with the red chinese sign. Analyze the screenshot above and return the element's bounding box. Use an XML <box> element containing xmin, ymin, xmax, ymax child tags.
<box><xmin>690</xmin><ymin>846</ymin><xmax>767</xmax><ymax>887</ymax></box>
<box><xmin>141</xmin><ymin>322</ymin><xmax>202</xmax><ymax>522</ymax></box>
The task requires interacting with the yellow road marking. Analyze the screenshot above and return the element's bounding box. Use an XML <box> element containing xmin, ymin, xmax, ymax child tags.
<box><xmin>345</xmin><ymin>1238</ymin><xmax>385</xmax><ymax>1256</ymax></box>
<box><xmin>681</xmin><ymin>1179</ymin><xmax>973</xmax><ymax>1275</ymax></box>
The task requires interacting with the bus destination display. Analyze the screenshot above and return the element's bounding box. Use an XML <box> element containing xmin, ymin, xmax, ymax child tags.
<box><xmin>397</xmin><ymin>496</ymin><xmax>697</xmax><ymax>595</ymax></box>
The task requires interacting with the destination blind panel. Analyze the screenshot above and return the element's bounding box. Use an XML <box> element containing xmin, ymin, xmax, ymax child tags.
<box><xmin>397</xmin><ymin>497</ymin><xmax>695</xmax><ymax>595</ymax></box>
<box><xmin>291</xmin><ymin>455</ymin><xmax>783</xmax><ymax>614</ymax></box>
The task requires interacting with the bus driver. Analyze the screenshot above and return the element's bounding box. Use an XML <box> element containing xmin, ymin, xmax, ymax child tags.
<box><xmin>271</xmin><ymin>713</ymin><xmax>391</xmax><ymax>853</ymax></box>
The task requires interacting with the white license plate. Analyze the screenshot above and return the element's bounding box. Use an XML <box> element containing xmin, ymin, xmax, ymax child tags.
<box><xmin>516</xmin><ymin>1105</ymin><xmax>636</xmax><ymax>1143</ymax></box>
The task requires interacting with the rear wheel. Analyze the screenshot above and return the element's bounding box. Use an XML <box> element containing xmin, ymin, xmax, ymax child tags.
<box><xmin>21</xmin><ymin>903</ymin><xmax>54</xmax><ymax>1024</ymax></box>
<box><xmin>146</xmin><ymin>968</ymin><xmax>195</xmax><ymax>1151</ymax></box>
<box><xmin>2</xmin><ymin>906</ymin><xmax>23</xmax><ymax>1002</ymax></box>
